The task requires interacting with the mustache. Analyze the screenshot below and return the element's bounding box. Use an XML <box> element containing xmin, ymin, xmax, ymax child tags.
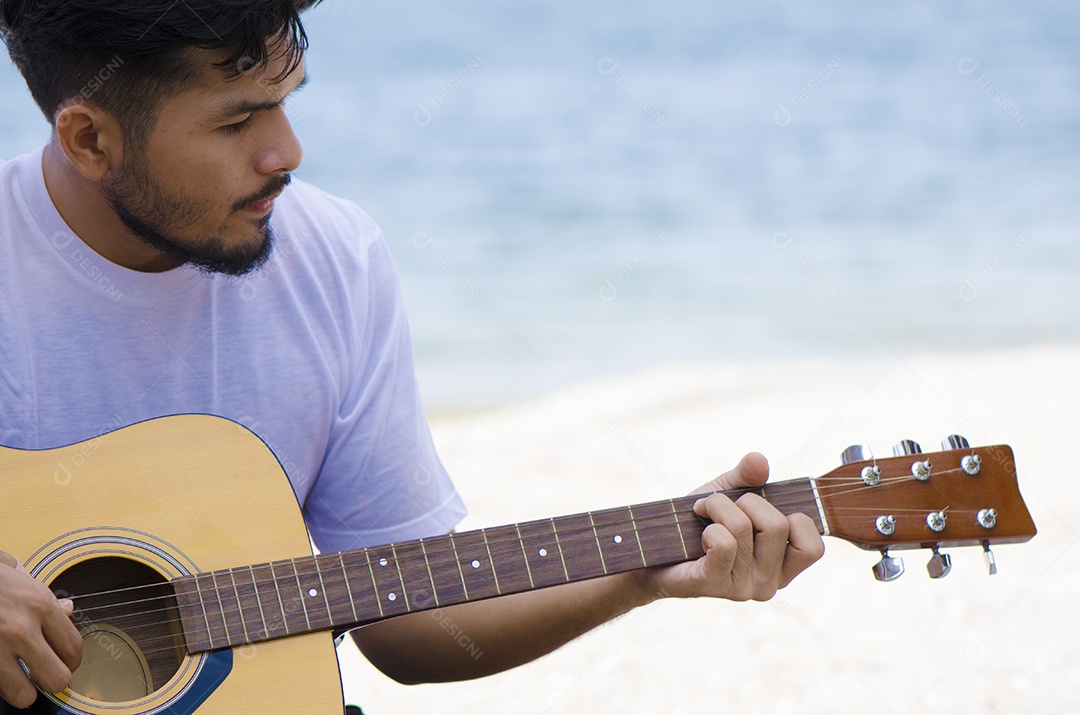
<box><xmin>233</xmin><ymin>173</ymin><xmax>292</xmax><ymax>211</ymax></box>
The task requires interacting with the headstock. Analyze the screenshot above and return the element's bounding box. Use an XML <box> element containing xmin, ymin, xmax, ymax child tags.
<box><xmin>815</xmin><ymin>436</ymin><xmax>1036</xmax><ymax>581</ymax></box>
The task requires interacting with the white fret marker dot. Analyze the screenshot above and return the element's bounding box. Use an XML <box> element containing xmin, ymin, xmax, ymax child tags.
<box><xmin>388</xmin><ymin>593</ymin><xmax>397</xmax><ymax>601</ymax></box>
<box><xmin>538</xmin><ymin>548</ymin><xmax>548</xmax><ymax>557</ymax></box>
<box><xmin>308</xmin><ymin>588</ymin><xmax>318</xmax><ymax>597</ymax></box>
<box><xmin>471</xmin><ymin>559</ymin><xmax>481</xmax><ymax>569</ymax></box>
<box><xmin>613</xmin><ymin>535</ymin><xmax>623</xmax><ymax>544</ymax></box>
<box><xmin>379</xmin><ymin>557</ymin><xmax>388</xmax><ymax>567</ymax></box>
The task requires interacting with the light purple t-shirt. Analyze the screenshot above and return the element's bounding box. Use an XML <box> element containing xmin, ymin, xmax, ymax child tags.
<box><xmin>0</xmin><ymin>147</ymin><xmax>466</xmax><ymax>552</ymax></box>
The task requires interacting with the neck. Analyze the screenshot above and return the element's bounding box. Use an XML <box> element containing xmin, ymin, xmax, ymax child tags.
<box><xmin>41</xmin><ymin>142</ymin><xmax>181</xmax><ymax>273</ymax></box>
<box><xmin>173</xmin><ymin>480</ymin><xmax>823</xmax><ymax>654</ymax></box>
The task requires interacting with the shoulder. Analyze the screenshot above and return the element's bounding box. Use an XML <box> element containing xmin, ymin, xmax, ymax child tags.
<box><xmin>267</xmin><ymin>178</ymin><xmax>401</xmax><ymax>292</ymax></box>
<box><xmin>272</xmin><ymin>179</ymin><xmax>384</xmax><ymax>258</ymax></box>
<box><xmin>0</xmin><ymin>151</ymin><xmax>33</xmax><ymax>196</ymax></box>
<box><xmin>261</xmin><ymin>179</ymin><xmax>402</xmax><ymax>313</ymax></box>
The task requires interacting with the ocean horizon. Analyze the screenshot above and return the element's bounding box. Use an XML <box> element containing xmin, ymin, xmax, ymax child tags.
<box><xmin>3</xmin><ymin>0</ymin><xmax>1077</xmax><ymax>412</ymax></box>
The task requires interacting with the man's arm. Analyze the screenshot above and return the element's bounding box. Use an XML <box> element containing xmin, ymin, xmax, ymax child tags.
<box><xmin>351</xmin><ymin>453</ymin><xmax>824</xmax><ymax>684</ymax></box>
<box><xmin>0</xmin><ymin>553</ymin><xmax>82</xmax><ymax>708</ymax></box>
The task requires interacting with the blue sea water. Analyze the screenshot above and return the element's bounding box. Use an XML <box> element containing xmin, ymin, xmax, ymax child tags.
<box><xmin>2</xmin><ymin>0</ymin><xmax>1078</xmax><ymax>411</ymax></box>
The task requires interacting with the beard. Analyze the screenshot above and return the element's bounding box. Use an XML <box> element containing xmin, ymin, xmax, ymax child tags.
<box><xmin>101</xmin><ymin>153</ymin><xmax>290</xmax><ymax>277</ymax></box>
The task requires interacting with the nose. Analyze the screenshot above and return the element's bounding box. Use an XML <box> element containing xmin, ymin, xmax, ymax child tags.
<box><xmin>254</xmin><ymin>107</ymin><xmax>303</xmax><ymax>175</ymax></box>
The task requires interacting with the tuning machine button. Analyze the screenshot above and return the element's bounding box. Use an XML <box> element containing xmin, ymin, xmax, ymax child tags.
<box><xmin>982</xmin><ymin>541</ymin><xmax>998</xmax><ymax>575</ymax></box>
<box><xmin>842</xmin><ymin>445</ymin><xmax>873</xmax><ymax>464</ymax></box>
<box><xmin>872</xmin><ymin>549</ymin><xmax>905</xmax><ymax>582</ymax></box>
<box><xmin>942</xmin><ymin>434</ymin><xmax>971</xmax><ymax>450</ymax></box>
<box><xmin>894</xmin><ymin>439</ymin><xmax>932</xmax><ymax>480</ymax></box>
<box><xmin>875</xmin><ymin>515</ymin><xmax>897</xmax><ymax>536</ymax></box>
<box><xmin>892</xmin><ymin>439</ymin><xmax>923</xmax><ymax>456</ymax></box>
<box><xmin>977</xmin><ymin>508</ymin><xmax>997</xmax><ymax>529</ymax></box>
<box><xmin>926</xmin><ymin>546</ymin><xmax>952</xmax><ymax>579</ymax></box>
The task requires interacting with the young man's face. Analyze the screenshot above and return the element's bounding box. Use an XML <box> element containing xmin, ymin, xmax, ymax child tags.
<box><xmin>102</xmin><ymin>48</ymin><xmax>306</xmax><ymax>275</ymax></box>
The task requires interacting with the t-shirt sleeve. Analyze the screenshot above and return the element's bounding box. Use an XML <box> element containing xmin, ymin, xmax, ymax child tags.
<box><xmin>302</xmin><ymin>222</ymin><xmax>467</xmax><ymax>553</ymax></box>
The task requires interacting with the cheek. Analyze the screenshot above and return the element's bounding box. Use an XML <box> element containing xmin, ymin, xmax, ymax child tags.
<box><xmin>150</xmin><ymin>138</ymin><xmax>248</xmax><ymax>209</ymax></box>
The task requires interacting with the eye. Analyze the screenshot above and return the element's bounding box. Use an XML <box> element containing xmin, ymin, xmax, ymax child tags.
<box><xmin>221</xmin><ymin>115</ymin><xmax>254</xmax><ymax>134</ymax></box>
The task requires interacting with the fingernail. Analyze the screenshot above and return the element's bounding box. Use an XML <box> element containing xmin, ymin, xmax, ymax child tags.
<box><xmin>58</xmin><ymin>598</ymin><xmax>74</xmax><ymax>610</ymax></box>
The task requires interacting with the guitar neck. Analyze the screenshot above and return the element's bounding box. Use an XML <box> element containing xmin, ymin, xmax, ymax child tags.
<box><xmin>174</xmin><ymin>479</ymin><xmax>822</xmax><ymax>653</ymax></box>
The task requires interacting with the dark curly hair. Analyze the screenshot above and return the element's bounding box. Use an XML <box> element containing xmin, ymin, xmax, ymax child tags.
<box><xmin>1</xmin><ymin>0</ymin><xmax>321</xmax><ymax>145</ymax></box>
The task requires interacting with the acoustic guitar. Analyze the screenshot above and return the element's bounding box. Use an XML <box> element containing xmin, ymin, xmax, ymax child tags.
<box><xmin>0</xmin><ymin>415</ymin><xmax>1035</xmax><ymax>713</ymax></box>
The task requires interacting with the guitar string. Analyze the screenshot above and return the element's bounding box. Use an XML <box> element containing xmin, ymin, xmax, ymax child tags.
<box><xmin>66</xmin><ymin>466</ymin><xmax>988</xmax><ymax>665</ymax></box>
<box><xmin>62</xmin><ymin>465</ymin><xmax>973</xmax><ymax>619</ymax></box>
<box><xmin>73</xmin><ymin>479</ymin><xmax>994</xmax><ymax>666</ymax></box>
<box><xmin>68</xmin><ymin>505</ymin><xmax>763</xmax><ymax>663</ymax></box>
<box><xmin>63</xmin><ymin>467</ymin><xmax>978</xmax><ymax>652</ymax></box>
<box><xmin>60</xmin><ymin>471</ymin><xmax>930</xmax><ymax>619</ymax></box>
<box><xmin>72</xmin><ymin>507</ymin><xmax>988</xmax><ymax>665</ymax></box>
<box><xmin>63</xmin><ymin>464</ymin><xmax>974</xmax><ymax>623</ymax></box>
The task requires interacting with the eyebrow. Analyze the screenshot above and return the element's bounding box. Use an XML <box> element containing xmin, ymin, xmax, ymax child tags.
<box><xmin>209</xmin><ymin>73</ymin><xmax>310</xmax><ymax>123</ymax></box>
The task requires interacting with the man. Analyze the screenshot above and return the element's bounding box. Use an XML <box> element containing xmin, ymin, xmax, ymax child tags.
<box><xmin>0</xmin><ymin>0</ymin><xmax>824</xmax><ymax>708</ymax></box>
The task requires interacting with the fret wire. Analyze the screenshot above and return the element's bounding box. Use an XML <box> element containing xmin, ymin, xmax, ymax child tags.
<box><xmin>480</xmin><ymin>529</ymin><xmax>502</xmax><ymax>594</ymax></box>
<box><xmin>668</xmin><ymin>500</ymin><xmax>690</xmax><ymax>559</ymax></box>
<box><xmin>193</xmin><ymin>575</ymin><xmax>214</xmax><ymax>650</ymax></box>
<box><xmin>209</xmin><ymin>573</ymin><xmax>229</xmax><ymax>645</ymax></box>
<box><xmin>626</xmin><ymin>505</ymin><xmax>648</xmax><ymax>567</ymax></box>
<box><xmin>267</xmin><ymin>563</ymin><xmax>291</xmax><ymax>636</ymax></box>
<box><xmin>339</xmin><ymin>552</ymin><xmax>360</xmax><ymax>623</ymax></box>
<box><xmin>514</xmin><ymin>523</ymin><xmax>535</xmax><ymax>589</ymax></box>
<box><xmin>291</xmin><ymin>560</ymin><xmax>312</xmax><ymax>632</ymax></box>
<box><xmin>587</xmin><ymin>513</ymin><xmax>609</xmax><ymax>575</ymax></box>
<box><xmin>549</xmin><ymin>517</ymin><xmax>571</xmax><ymax>582</ymax></box>
<box><xmin>364</xmin><ymin>550</ymin><xmax>385</xmax><ymax>618</ymax></box>
<box><xmin>249</xmin><ymin>564</ymin><xmax>270</xmax><ymax>640</ymax></box>
<box><xmin>419</xmin><ymin>539</ymin><xmax>441</xmax><ymax>607</ymax></box>
<box><xmin>229</xmin><ymin>570</ymin><xmax>250</xmax><ymax>644</ymax></box>
<box><xmin>315</xmin><ymin>559</ymin><xmax>332</xmax><ymax>619</ymax></box>
<box><xmin>389</xmin><ymin>543</ymin><xmax>409</xmax><ymax>606</ymax></box>
<box><xmin>449</xmin><ymin>533</ymin><xmax>470</xmax><ymax>601</ymax></box>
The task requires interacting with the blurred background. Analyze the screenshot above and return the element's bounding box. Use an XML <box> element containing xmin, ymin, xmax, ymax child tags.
<box><xmin>2</xmin><ymin>0</ymin><xmax>1077</xmax><ymax>413</ymax></box>
<box><xmin>4</xmin><ymin>2</ymin><xmax>1079</xmax><ymax>712</ymax></box>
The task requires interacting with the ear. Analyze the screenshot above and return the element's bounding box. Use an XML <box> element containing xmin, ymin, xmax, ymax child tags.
<box><xmin>53</xmin><ymin>100</ymin><xmax>125</xmax><ymax>181</ymax></box>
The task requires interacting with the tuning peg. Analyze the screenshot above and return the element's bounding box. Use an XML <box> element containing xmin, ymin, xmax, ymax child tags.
<box><xmin>982</xmin><ymin>542</ymin><xmax>998</xmax><ymax>575</ymax></box>
<box><xmin>926</xmin><ymin>546</ymin><xmax>952</xmax><ymax>579</ymax></box>
<box><xmin>872</xmin><ymin>549</ymin><xmax>905</xmax><ymax>582</ymax></box>
<box><xmin>842</xmin><ymin>445</ymin><xmax>872</xmax><ymax>464</ymax></box>
<box><xmin>941</xmin><ymin>434</ymin><xmax>970</xmax><ymax>451</ymax></box>
<box><xmin>891</xmin><ymin>439</ymin><xmax>922</xmax><ymax>456</ymax></box>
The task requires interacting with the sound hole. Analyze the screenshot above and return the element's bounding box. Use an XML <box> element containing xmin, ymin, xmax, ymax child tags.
<box><xmin>49</xmin><ymin>557</ymin><xmax>185</xmax><ymax>702</ymax></box>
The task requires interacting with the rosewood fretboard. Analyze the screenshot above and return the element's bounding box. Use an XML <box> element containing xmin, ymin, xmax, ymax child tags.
<box><xmin>173</xmin><ymin>480</ymin><xmax>821</xmax><ymax>653</ymax></box>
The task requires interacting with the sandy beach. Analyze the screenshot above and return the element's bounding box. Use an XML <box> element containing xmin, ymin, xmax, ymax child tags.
<box><xmin>338</xmin><ymin>344</ymin><xmax>1077</xmax><ymax>713</ymax></box>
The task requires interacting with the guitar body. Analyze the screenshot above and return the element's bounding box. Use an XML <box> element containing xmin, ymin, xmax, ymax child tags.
<box><xmin>0</xmin><ymin>415</ymin><xmax>344</xmax><ymax>714</ymax></box>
